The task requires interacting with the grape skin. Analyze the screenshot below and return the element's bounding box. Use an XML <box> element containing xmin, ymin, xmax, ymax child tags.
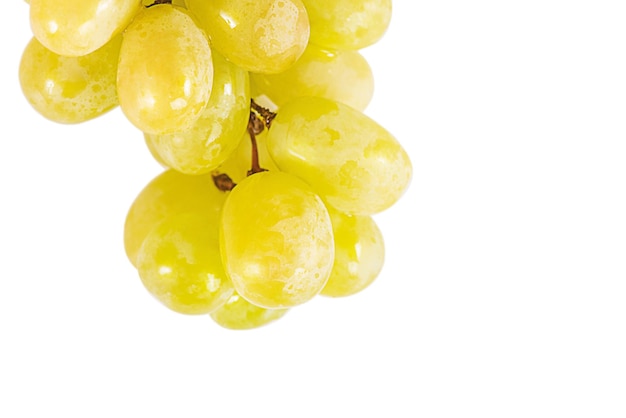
<box><xmin>210</xmin><ymin>292</ymin><xmax>288</xmax><ymax>330</ymax></box>
<box><xmin>321</xmin><ymin>210</ymin><xmax>385</xmax><ymax>297</ymax></box>
<box><xmin>301</xmin><ymin>0</ymin><xmax>392</xmax><ymax>51</ymax></box>
<box><xmin>220</xmin><ymin>171</ymin><xmax>334</xmax><ymax>309</ymax></box>
<box><xmin>124</xmin><ymin>170</ymin><xmax>226</xmax><ymax>266</ymax></box>
<box><xmin>144</xmin><ymin>52</ymin><xmax>250</xmax><ymax>175</ymax></box>
<box><xmin>117</xmin><ymin>5</ymin><xmax>213</xmax><ymax>135</ymax></box>
<box><xmin>267</xmin><ymin>96</ymin><xmax>412</xmax><ymax>215</ymax></box>
<box><xmin>250</xmin><ymin>43</ymin><xmax>374</xmax><ymax>111</ymax></box>
<box><xmin>137</xmin><ymin>213</ymin><xmax>234</xmax><ymax>315</ymax></box>
<box><xmin>186</xmin><ymin>0</ymin><xmax>310</xmax><ymax>74</ymax></box>
<box><xmin>29</xmin><ymin>0</ymin><xmax>141</xmax><ymax>57</ymax></box>
<box><xmin>19</xmin><ymin>35</ymin><xmax>121</xmax><ymax>124</ymax></box>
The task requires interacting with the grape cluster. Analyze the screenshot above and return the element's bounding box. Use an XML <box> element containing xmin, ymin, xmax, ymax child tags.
<box><xmin>19</xmin><ymin>0</ymin><xmax>411</xmax><ymax>330</ymax></box>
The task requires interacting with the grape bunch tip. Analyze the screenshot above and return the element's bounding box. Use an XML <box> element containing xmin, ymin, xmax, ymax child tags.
<box><xmin>19</xmin><ymin>0</ymin><xmax>411</xmax><ymax>330</ymax></box>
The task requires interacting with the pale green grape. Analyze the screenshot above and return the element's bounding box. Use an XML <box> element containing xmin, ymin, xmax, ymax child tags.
<box><xmin>186</xmin><ymin>0</ymin><xmax>309</xmax><ymax>74</ymax></box>
<box><xmin>210</xmin><ymin>292</ymin><xmax>288</xmax><ymax>330</ymax></box>
<box><xmin>251</xmin><ymin>44</ymin><xmax>374</xmax><ymax>111</ymax></box>
<box><xmin>19</xmin><ymin>35</ymin><xmax>121</xmax><ymax>123</ymax></box>
<box><xmin>216</xmin><ymin>130</ymin><xmax>280</xmax><ymax>183</ymax></box>
<box><xmin>144</xmin><ymin>52</ymin><xmax>250</xmax><ymax>175</ymax></box>
<box><xmin>301</xmin><ymin>0</ymin><xmax>392</xmax><ymax>50</ymax></box>
<box><xmin>137</xmin><ymin>213</ymin><xmax>233</xmax><ymax>315</ymax></box>
<box><xmin>220</xmin><ymin>171</ymin><xmax>334</xmax><ymax>308</ymax></box>
<box><xmin>124</xmin><ymin>170</ymin><xmax>226</xmax><ymax>266</ymax></box>
<box><xmin>321</xmin><ymin>210</ymin><xmax>384</xmax><ymax>297</ymax></box>
<box><xmin>266</xmin><ymin>96</ymin><xmax>412</xmax><ymax>215</ymax></box>
<box><xmin>117</xmin><ymin>4</ymin><xmax>213</xmax><ymax>134</ymax></box>
<box><xmin>30</xmin><ymin>0</ymin><xmax>141</xmax><ymax>56</ymax></box>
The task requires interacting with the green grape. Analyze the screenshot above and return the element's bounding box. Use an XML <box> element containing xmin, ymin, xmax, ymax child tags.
<box><xmin>136</xmin><ymin>213</ymin><xmax>233</xmax><ymax>315</ymax></box>
<box><xmin>217</xmin><ymin>130</ymin><xmax>280</xmax><ymax>183</ymax></box>
<box><xmin>220</xmin><ymin>171</ymin><xmax>334</xmax><ymax>309</ymax></box>
<box><xmin>19</xmin><ymin>35</ymin><xmax>121</xmax><ymax>124</ymax></box>
<box><xmin>29</xmin><ymin>0</ymin><xmax>141</xmax><ymax>57</ymax></box>
<box><xmin>250</xmin><ymin>44</ymin><xmax>374</xmax><ymax>111</ymax></box>
<box><xmin>186</xmin><ymin>0</ymin><xmax>309</xmax><ymax>74</ymax></box>
<box><xmin>301</xmin><ymin>0</ymin><xmax>392</xmax><ymax>51</ymax></box>
<box><xmin>144</xmin><ymin>52</ymin><xmax>250</xmax><ymax>175</ymax></box>
<box><xmin>266</xmin><ymin>96</ymin><xmax>412</xmax><ymax>215</ymax></box>
<box><xmin>210</xmin><ymin>292</ymin><xmax>288</xmax><ymax>330</ymax></box>
<box><xmin>124</xmin><ymin>170</ymin><xmax>226</xmax><ymax>266</ymax></box>
<box><xmin>117</xmin><ymin>4</ymin><xmax>213</xmax><ymax>135</ymax></box>
<box><xmin>321</xmin><ymin>210</ymin><xmax>384</xmax><ymax>297</ymax></box>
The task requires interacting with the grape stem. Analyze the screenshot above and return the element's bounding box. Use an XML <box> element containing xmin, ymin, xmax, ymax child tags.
<box><xmin>212</xmin><ymin>172</ymin><xmax>236</xmax><ymax>192</ymax></box>
<box><xmin>250</xmin><ymin>99</ymin><xmax>277</xmax><ymax>128</ymax></box>
<box><xmin>147</xmin><ymin>0</ymin><xmax>172</xmax><ymax>7</ymax></box>
<box><xmin>247</xmin><ymin>111</ymin><xmax>267</xmax><ymax>176</ymax></box>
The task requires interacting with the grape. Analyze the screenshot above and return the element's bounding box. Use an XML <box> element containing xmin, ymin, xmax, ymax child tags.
<box><xmin>301</xmin><ymin>0</ymin><xmax>392</xmax><ymax>51</ymax></box>
<box><xmin>220</xmin><ymin>171</ymin><xmax>334</xmax><ymax>308</ymax></box>
<box><xmin>251</xmin><ymin>43</ymin><xmax>374</xmax><ymax>111</ymax></box>
<box><xmin>29</xmin><ymin>0</ymin><xmax>141</xmax><ymax>57</ymax></box>
<box><xmin>117</xmin><ymin>4</ymin><xmax>213</xmax><ymax>135</ymax></box>
<box><xmin>266</xmin><ymin>96</ymin><xmax>412</xmax><ymax>215</ymax></box>
<box><xmin>136</xmin><ymin>213</ymin><xmax>233</xmax><ymax>315</ymax></box>
<box><xmin>124</xmin><ymin>170</ymin><xmax>226</xmax><ymax>266</ymax></box>
<box><xmin>321</xmin><ymin>210</ymin><xmax>384</xmax><ymax>297</ymax></box>
<box><xmin>144</xmin><ymin>52</ymin><xmax>250</xmax><ymax>175</ymax></box>
<box><xmin>186</xmin><ymin>0</ymin><xmax>310</xmax><ymax>74</ymax></box>
<box><xmin>210</xmin><ymin>292</ymin><xmax>288</xmax><ymax>330</ymax></box>
<box><xmin>19</xmin><ymin>35</ymin><xmax>121</xmax><ymax>124</ymax></box>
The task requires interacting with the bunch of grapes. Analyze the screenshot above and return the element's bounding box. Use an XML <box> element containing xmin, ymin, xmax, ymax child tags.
<box><xmin>19</xmin><ymin>0</ymin><xmax>412</xmax><ymax>330</ymax></box>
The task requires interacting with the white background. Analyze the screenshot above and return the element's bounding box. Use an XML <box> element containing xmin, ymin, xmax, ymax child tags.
<box><xmin>1</xmin><ymin>1</ymin><xmax>625</xmax><ymax>417</ymax></box>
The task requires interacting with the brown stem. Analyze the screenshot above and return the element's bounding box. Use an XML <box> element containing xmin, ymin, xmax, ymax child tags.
<box><xmin>146</xmin><ymin>0</ymin><xmax>172</xmax><ymax>7</ymax></box>
<box><xmin>212</xmin><ymin>172</ymin><xmax>236</xmax><ymax>191</ymax></box>
<box><xmin>250</xmin><ymin>99</ymin><xmax>277</xmax><ymax>128</ymax></box>
<box><xmin>247</xmin><ymin>112</ymin><xmax>267</xmax><ymax>176</ymax></box>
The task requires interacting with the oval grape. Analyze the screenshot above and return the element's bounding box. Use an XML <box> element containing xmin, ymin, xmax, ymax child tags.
<box><xmin>266</xmin><ymin>96</ymin><xmax>412</xmax><ymax>215</ymax></box>
<box><xmin>117</xmin><ymin>5</ymin><xmax>213</xmax><ymax>134</ymax></box>
<box><xmin>220</xmin><ymin>171</ymin><xmax>334</xmax><ymax>308</ymax></box>
<box><xmin>30</xmin><ymin>0</ymin><xmax>141</xmax><ymax>56</ymax></box>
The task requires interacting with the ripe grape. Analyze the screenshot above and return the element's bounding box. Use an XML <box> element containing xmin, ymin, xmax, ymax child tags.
<box><xmin>117</xmin><ymin>4</ymin><xmax>213</xmax><ymax>134</ymax></box>
<box><xmin>186</xmin><ymin>0</ymin><xmax>310</xmax><ymax>74</ymax></box>
<box><xmin>137</xmin><ymin>213</ymin><xmax>233</xmax><ymax>315</ymax></box>
<box><xmin>19</xmin><ymin>35</ymin><xmax>121</xmax><ymax>124</ymax></box>
<box><xmin>144</xmin><ymin>52</ymin><xmax>250</xmax><ymax>175</ymax></box>
<box><xmin>301</xmin><ymin>0</ymin><xmax>392</xmax><ymax>50</ymax></box>
<box><xmin>220</xmin><ymin>171</ymin><xmax>334</xmax><ymax>308</ymax></box>
<box><xmin>210</xmin><ymin>292</ymin><xmax>288</xmax><ymax>330</ymax></box>
<box><xmin>29</xmin><ymin>0</ymin><xmax>141</xmax><ymax>57</ymax></box>
<box><xmin>321</xmin><ymin>210</ymin><xmax>385</xmax><ymax>297</ymax></box>
<box><xmin>266</xmin><ymin>96</ymin><xmax>412</xmax><ymax>215</ymax></box>
<box><xmin>250</xmin><ymin>43</ymin><xmax>374</xmax><ymax>111</ymax></box>
<box><xmin>124</xmin><ymin>170</ymin><xmax>226</xmax><ymax>266</ymax></box>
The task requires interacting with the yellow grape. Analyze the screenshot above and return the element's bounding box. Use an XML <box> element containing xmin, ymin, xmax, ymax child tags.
<box><xmin>124</xmin><ymin>170</ymin><xmax>226</xmax><ymax>266</ymax></box>
<box><xmin>251</xmin><ymin>43</ymin><xmax>374</xmax><ymax>111</ymax></box>
<box><xmin>321</xmin><ymin>210</ymin><xmax>384</xmax><ymax>297</ymax></box>
<box><xmin>136</xmin><ymin>213</ymin><xmax>233</xmax><ymax>315</ymax></box>
<box><xmin>29</xmin><ymin>0</ymin><xmax>141</xmax><ymax>57</ymax></box>
<box><xmin>210</xmin><ymin>292</ymin><xmax>288</xmax><ymax>330</ymax></box>
<box><xmin>266</xmin><ymin>96</ymin><xmax>412</xmax><ymax>215</ymax></box>
<box><xmin>144</xmin><ymin>52</ymin><xmax>250</xmax><ymax>175</ymax></box>
<box><xmin>220</xmin><ymin>171</ymin><xmax>334</xmax><ymax>308</ymax></box>
<box><xmin>301</xmin><ymin>0</ymin><xmax>392</xmax><ymax>50</ymax></box>
<box><xmin>186</xmin><ymin>0</ymin><xmax>309</xmax><ymax>74</ymax></box>
<box><xmin>19</xmin><ymin>35</ymin><xmax>121</xmax><ymax>124</ymax></box>
<box><xmin>117</xmin><ymin>4</ymin><xmax>213</xmax><ymax>134</ymax></box>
